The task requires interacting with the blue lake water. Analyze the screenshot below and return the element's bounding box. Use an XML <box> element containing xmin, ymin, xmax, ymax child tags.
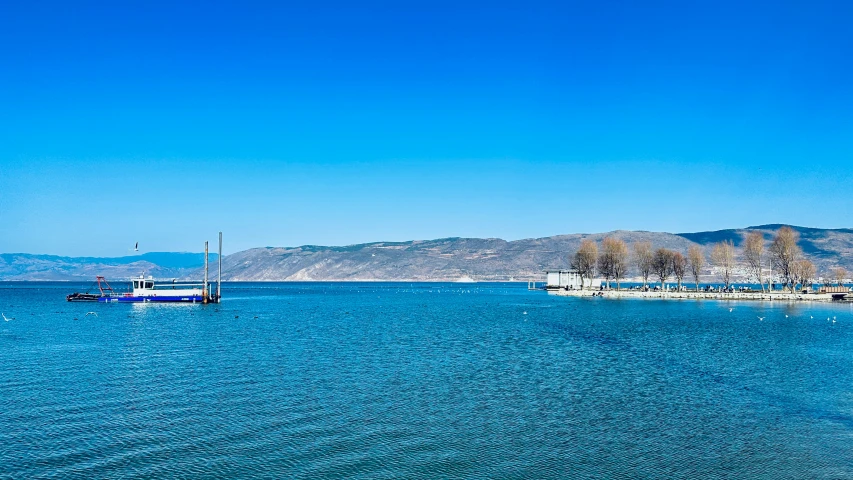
<box><xmin>2</xmin><ymin>282</ymin><xmax>853</xmax><ymax>478</ymax></box>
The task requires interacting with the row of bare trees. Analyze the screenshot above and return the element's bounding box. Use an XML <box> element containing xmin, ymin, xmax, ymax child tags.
<box><xmin>639</xmin><ymin>244</ymin><xmax>701</xmax><ymax>290</ymax></box>
<box><xmin>570</xmin><ymin>238</ymin><xmax>632</xmax><ymax>290</ymax></box>
<box><xmin>742</xmin><ymin>226</ymin><xmax>819</xmax><ymax>293</ymax></box>
<box><xmin>570</xmin><ymin>226</ymin><xmax>847</xmax><ymax>293</ymax></box>
<box><xmin>571</xmin><ymin>238</ymin><xmax>704</xmax><ymax>290</ymax></box>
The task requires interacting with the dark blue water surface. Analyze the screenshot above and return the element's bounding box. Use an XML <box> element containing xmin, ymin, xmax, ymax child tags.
<box><xmin>2</xmin><ymin>282</ymin><xmax>853</xmax><ymax>479</ymax></box>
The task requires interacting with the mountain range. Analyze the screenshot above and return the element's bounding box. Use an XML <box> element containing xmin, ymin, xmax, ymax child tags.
<box><xmin>1</xmin><ymin>225</ymin><xmax>850</xmax><ymax>282</ymax></box>
<box><xmin>0</xmin><ymin>252</ymin><xmax>217</xmax><ymax>281</ymax></box>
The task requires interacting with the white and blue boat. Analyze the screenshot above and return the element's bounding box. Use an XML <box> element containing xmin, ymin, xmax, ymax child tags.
<box><xmin>98</xmin><ymin>276</ymin><xmax>208</xmax><ymax>303</ymax></box>
<box><xmin>66</xmin><ymin>233</ymin><xmax>223</xmax><ymax>304</ymax></box>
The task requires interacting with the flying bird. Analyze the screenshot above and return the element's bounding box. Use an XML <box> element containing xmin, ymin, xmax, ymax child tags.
<box><xmin>1</xmin><ymin>313</ymin><xmax>12</xmax><ymax>321</ymax></box>
<box><xmin>757</xmin><ymin>317</ymin><xmax>764</xmax><ymax>321</ymax></box>
<box><xmin>135</xmin><ymin>242</ymin><xmax>139</xmax><ymax>252</ymax></box>
<box><xmin>85</xmin><ymin>312</ymin><xmax>98</xmax><ymax>317</ymax></box>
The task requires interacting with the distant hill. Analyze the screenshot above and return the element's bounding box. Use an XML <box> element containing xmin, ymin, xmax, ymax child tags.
<box><xmin>200</xmin><ymin>225</ymin><xmax>852</xmax><ymax>282</ymax></box>
<box><xmin>0</xmin><ymin>252</ymin><xmax>217</xmax><ymax>281</ymax></box>
<box><xmin>1</xmin><ymin>226</ymin><xmax>850</xmax><ymax>281</ymax></box>
<box><xmin>676</xmin><ymin>225</ymin><xmax>853</xmax><ymax>268</ymax></box>
<box><xmin>203</xmin><ymin>231</ymin><xmax>691</xmax><ymax>282</ymax></box>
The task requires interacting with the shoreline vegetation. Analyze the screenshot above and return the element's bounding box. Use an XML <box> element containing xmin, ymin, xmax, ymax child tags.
<box><xmin>566</xmin><ymin>225</ymin><xmax>851</xmax><ymax>302</ymax></box>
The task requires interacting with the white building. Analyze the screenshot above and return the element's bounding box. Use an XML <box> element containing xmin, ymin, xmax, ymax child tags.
<box><xmin>545</xmin><ymin>269</ymin><xmax>600</xmax><ymax>290</ymax></box>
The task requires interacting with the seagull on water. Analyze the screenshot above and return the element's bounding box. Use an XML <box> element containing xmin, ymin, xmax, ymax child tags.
<box><xmin>1</xmin><ymin>313</ymin><xmax>12</xmax><ymax>321</ymax></box>
<box><xmin>729</xmin><ymin>308</ymin><xmax>733</xmax><ymax>312</ymax></box>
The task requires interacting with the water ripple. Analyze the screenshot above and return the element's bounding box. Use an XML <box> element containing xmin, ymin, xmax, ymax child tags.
<box><xmin>1</xmin><ymin>282</ymin><xmax>852</xmax><ymax>478</ymax></box>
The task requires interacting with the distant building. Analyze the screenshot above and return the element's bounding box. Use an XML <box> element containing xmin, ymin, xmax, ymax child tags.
<box><xmin>545</xmin><ymin>269</ymin><xmax>600</xmax><ymax>290</ymax></box>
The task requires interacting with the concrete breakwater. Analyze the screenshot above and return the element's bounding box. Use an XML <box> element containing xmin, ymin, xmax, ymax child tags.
<box><xmin>553</xmin><ymin>289</ymin><xmax>843</xmax><ymax>302</ymax></box>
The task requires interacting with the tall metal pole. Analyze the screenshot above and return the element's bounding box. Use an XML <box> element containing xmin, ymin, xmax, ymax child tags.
<box><xmin>217</xmin><ymin>232</ymin><xmax>222</xmax><ymax>302</ymax></box>
<box><xmin>769</xmin><ymin>259</ymin><xmax>772</xmax><ymax>292</ymax></box>
<box><xmin>204</xmin><ymin>241</ymin><xmax>209</xmax><ymax>304</ymax></box>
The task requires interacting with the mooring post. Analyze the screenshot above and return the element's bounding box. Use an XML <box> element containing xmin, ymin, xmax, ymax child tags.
<box><xmin>217</xmin><ymin>232</ymin><xmax>222</xmax><ymax>303</ymax></box>
<box><xmin>204</xmin><ymin>241</ymin><xmax>209</xmax><ymax>304</ymax></box>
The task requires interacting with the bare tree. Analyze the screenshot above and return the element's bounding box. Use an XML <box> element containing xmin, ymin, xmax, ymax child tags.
<box><xmin>672</xmin><ymin>252</ymin><xmax>687</xmax><ymax>290</ymax></box>
<box><xmin>688</xmin><ymin>245</ymin><xmax>704</xmax><ymax>291</ymax></box>
<box><xmin>835</xmin><ymin>267</ymin><xmax>848</xmax><ymax>286</ymax></box>
<box><xmin>610</xmin><ymin>239</ymin><xmax>629</xmax><ymax>291</ymax></box>
<box><xmin>769</xmin><ymin>226</ymin><xmax>802</xmax><ymax>293</ymax></box>
<box><xmin>598</xmin><ymin>240</ymin><xmax>613</xmax><ymax>289</ymax></box>
<box><xmin>795</xmin><ymin>259</ymin><xmax>816</xmax><ymax>292</ymax></box>
<box><xmin>711</xmin><ymin>240</ymin><xmax>735</xmax><ymax>290</ymax></box>
<box><xmin>571</xmin><ymin>240</ymin><xmax>598</xmax><ymax>290</ymax></box>
<box><xmin>633</xmin><ymin>241</ymin><xmax>654</xmax><ymax>289</ymax></box>
<box><xmin>652</xmin><ymin>248</ymin><xmax>674</xmax><ymax>290</ymax></box>
<box><xmin>598</xmin><ymin>237</ymin><xmax>629</xmax><ymax>290</ymax></box>
<box><xmin>743</xmin><ymin>231</ymin><xmax>766</xmax><ymax>292</ymax></box>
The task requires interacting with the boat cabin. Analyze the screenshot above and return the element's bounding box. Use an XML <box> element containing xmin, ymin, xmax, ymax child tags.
<box><xmin>131</xmin><ymin>275</ymin><xmax>205</xmax><ymax>298</ymax></box>
<box><xmin>133</xmin><ymin>279</ymin><xmax>155</xmax><ymax>290</ymax></box>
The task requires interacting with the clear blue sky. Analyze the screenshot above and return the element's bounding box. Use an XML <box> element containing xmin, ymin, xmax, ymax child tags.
<box><xmin>1</xmin><ymin>1</ymin><xmax>851</xmax><ymax>256</ymax></box>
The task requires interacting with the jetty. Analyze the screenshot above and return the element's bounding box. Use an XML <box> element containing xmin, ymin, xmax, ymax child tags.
<box><xmin>554</xmin><ymin>288</ymin><xmax>847</xmax><ymax>302</ymax></box>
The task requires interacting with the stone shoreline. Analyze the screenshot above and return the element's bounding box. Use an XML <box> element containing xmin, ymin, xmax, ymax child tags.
<box><xmin>553</xmin><ymin>289</ymin><xmax>845</xmax><ymax>302</ymax></box>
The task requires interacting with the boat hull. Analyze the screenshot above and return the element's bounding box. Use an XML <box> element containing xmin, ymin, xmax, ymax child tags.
<box><xmin>98</xmin><ymin>296</ymin><xmax>205</xmax><ymax>303</ymax></box>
